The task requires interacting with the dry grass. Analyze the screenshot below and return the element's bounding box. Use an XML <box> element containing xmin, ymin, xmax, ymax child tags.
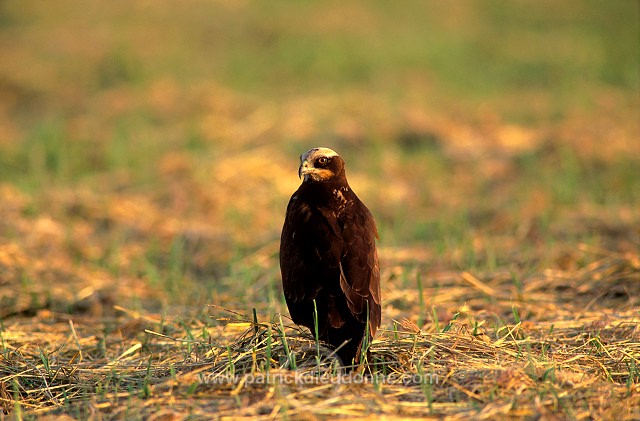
<box><xmin>1</xmin><ymin>99</ymin><xmax>638</xmax><ymax>420</ymax></box>
<box><xmin>1</xmin><ymin>248</ymin><xmax>638</xmax><ymax>420</ymax></box>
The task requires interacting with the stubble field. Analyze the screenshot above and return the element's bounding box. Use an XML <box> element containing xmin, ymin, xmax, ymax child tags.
<box><xmin>0</xmin><ymin>1</ymin><xmax>639</xmax><ymax>419</ymax></box>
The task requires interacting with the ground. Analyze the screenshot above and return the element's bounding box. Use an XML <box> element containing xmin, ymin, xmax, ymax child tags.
<box><xmin>0</xmin><ymin>1</ymin><xmax>639</xmax><ymax>419</ymax></box>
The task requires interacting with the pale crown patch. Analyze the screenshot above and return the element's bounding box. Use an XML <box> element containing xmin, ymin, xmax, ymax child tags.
<box><xmin>300</xmin><ymin>147</ymin><xmax>338</xmax><ymax>164</ymax></box>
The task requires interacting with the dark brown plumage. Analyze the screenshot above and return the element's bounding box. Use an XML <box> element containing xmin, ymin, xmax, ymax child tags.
<box><xmin>280</xmin><ymin>147</ymin><xmax>381</xmax><ymax>369</ymax></box>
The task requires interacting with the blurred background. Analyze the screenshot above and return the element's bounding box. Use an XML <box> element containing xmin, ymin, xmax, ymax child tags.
<box><xmin>0</xmin><ymin>0</ymin><xmax>638</xmax><ymax>318</ymax></box>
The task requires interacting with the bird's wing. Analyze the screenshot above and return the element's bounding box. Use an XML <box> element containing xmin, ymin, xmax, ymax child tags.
<box><xmin>280</xmin><ymin>196</ymin><xmax>343</xmax><ymax>304</ymax></box>
<box><xmin>338</xmin><ymin>199</ymin><xmax>381</xmax><ymax>329</ymax></box>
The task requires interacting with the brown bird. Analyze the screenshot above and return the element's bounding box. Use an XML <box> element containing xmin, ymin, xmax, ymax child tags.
<box><xmin>280</xmin><ymin>147</ymin><xmax>381</xmax><ymax>369</ymax></box>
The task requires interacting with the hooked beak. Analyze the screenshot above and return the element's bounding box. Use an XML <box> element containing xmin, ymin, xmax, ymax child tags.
<box><xmin>298</xmin><ymin>160</ymin><xmax>310</xmax><ymax>179</ymax></box>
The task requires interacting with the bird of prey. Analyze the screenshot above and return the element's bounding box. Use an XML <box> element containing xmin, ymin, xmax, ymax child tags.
<box><xmin>280</xmin><ymin>147</ymin><xmax>381</xmax><ymax>369</ymax></box>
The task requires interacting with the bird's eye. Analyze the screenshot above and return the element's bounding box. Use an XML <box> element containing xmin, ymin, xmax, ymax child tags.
<box><xmin>317</xmin><ymin>157</ymin><xmax>328</xmax><ymax>165</ymax></box>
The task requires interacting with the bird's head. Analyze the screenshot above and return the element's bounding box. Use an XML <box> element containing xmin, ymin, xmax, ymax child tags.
<box><xmin>298</xmin><ymin>147</ymin><xmax>346</xmax><ymax>183</ymax></box>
